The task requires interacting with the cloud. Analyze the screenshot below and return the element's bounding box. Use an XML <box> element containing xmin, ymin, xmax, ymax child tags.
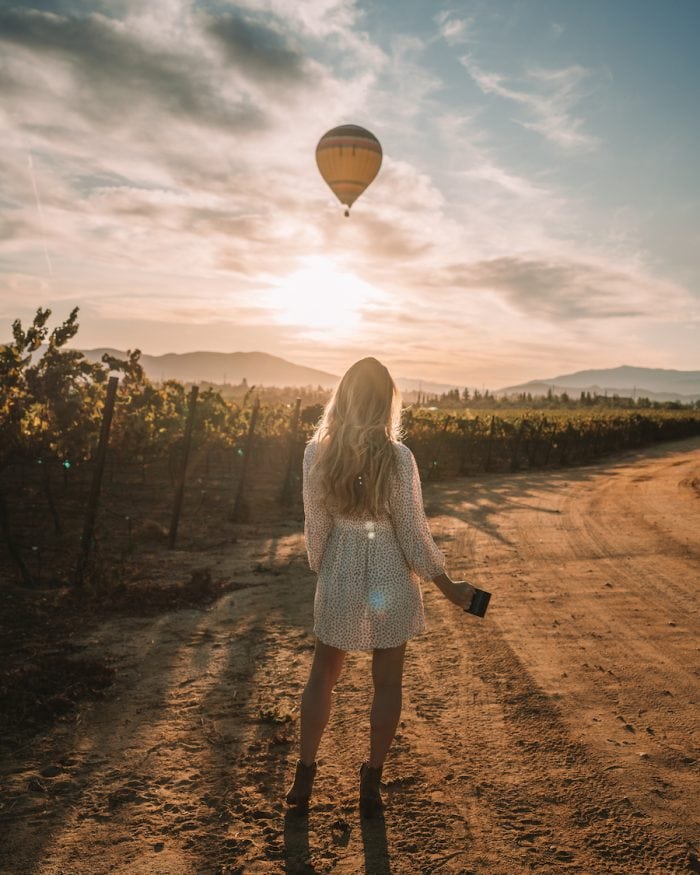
<box><xmin>461</xmin><ymin>57</ymin><xmax>599</xmax><ymax>150</ymax></box>
<box><xmin>233</xmin><ymin>0</ymin><xmax>358</xmax><ymax>39</ymax></box>
<box><xmin>550</xmin><ymin>22</ymin><xmax>564</xmax><ymax>39</ymax></box>
<box><xmin>89</xmin><ymin>293</ymin><xmax>273</xmax><ymax>325</ymax></box>
<box><xmin>201</xmin><ymin>9</ymin><xmax>309</xmax><ymax>83</ymax></box>
<box><xmin>0</xmin><ymin>272</ymin><xmax>52</xmax><ymax>300</ymax></box>
<box><xmin>440</xmin><ymin>256</ymin><xmax>689</xmax><ymax>322</ymax></box>
<box><xmin>230</xmin><ymin>0</ymin><xmax>385</xmax><ymax>71</ymax></box>
<box><xmin>0</xmin><ymin>211</ymin><xmax>38</xmax><ymax>243</ymax></box>
<box><xmin>365</xmin><ymin>33</ymin><xmax>441</xmax><ymax>135</ymax></box>
<box><xmin>459</xmin><ymin>161</ymin><xmax>551</xmax><ymax>200</ymax></box>
<box><xmin>435</xmin><ymin>11</ymin><xmax>474</xmax><ymax>46</ymax></box>
<box><xmin>0</xmin><ymin>6</ymin><xmax>271</xmax><ymax>132</ymax></box>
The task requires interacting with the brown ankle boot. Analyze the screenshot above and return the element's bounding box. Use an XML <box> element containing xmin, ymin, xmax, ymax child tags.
<box><xmin>359</xmin><ymin>761</ymin><xmax>384</xmax><ymax>818</ymax></box>
<box><xmin>285</xmin><ymin>759</ymin><xmax>317</xmax><ymax>811</ymax></box>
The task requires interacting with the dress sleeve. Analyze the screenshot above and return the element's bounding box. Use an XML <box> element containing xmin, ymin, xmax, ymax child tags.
<box><xmin>388</xmin><ymin>443</ymin><xmax>447</xmax><ymax>582</ymax></box>
<box><xmin>302</xmin><ymin>441</ymin><xmax>334</xmax><ymax>574</ymax></box>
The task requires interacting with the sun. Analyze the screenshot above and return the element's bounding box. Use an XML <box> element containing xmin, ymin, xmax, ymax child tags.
<box><xmin>263</xmin><ymin>256</ymin><xmax>385</xmax><ymax>335</ymax></box>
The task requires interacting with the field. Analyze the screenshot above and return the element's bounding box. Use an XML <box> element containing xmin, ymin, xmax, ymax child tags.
<box><xmin>1</xmin><ymin>432</ymin><xmax>698</xmax><ymax>874</ymax></box>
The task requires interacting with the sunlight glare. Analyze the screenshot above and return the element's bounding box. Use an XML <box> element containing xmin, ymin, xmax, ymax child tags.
<box><xmin>263</xmin><ymin>256</ymin><xmax>385</xmax><ymax>335</ymax></box>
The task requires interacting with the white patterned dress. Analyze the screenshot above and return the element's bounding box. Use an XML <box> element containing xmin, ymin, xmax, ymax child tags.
<box><xmin>302</xmin><ymin>438</ymin><xmax>447</xmax><ymax>650</ymax></box>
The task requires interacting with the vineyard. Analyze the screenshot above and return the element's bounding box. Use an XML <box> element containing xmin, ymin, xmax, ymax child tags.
<box><xmin>2</xmin><ymin>307</ymin><xmax>700</xmax><ymax>589</ymax></box>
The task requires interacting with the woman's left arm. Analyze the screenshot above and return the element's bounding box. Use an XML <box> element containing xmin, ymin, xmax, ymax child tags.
<box><xmin>302</xmin><ymin>442</ymin><xmax>334</xmax><ymax>573</ymax></box>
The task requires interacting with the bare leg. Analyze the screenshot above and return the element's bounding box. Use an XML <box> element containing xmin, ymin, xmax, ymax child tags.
<box><xmin>369</xmin><ymin>641</ymin><xmax>406</xmax><ymax>768</ymax></box>
<box><xmin>299</xmin><ymin>638</ymin><xmax>345</xmax><ymax>766</ymax></box>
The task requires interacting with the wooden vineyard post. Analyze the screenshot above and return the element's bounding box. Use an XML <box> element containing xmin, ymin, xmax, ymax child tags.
<box><xmin>541</xmin><ymin>418</ymin><xmax>554</xmax><ymax>467</ymax></box>
<box><xmin>75</xmin><ymin>375</ymin><xmax>119</xmax><ymax>588</ymax></box>
<box><xmin>484</xmin><ymin>415</ymin><xmax>497</xmax><ymax>472</ymax></box>
<box><xmin>528</xmin><ymin>417</ymin><xmax>545</xmax><ymax>467</ymax></box>
<box><xmin>559</xmin><ymin>421</ymin><xmax>575</xmax><ymax>466</ymax></box>
<box><xmin>458</xmin><ymin>417</ymin><xmax>475</xmax><ymax>476</ymax></box>
<box><xmin>510</xmin><ymin>418</ymin><xmax>528</xmax><ymax>472</ymax></box>
<box><xmin>279</xmin><ymin>397</ymin><xmax>301</xmax><ymax>506</ymax></box>
<box><xmin>0</xmin><ymin>488</ymin><xmax>33</xmax><ymax>585</ymax></box>
<box><xmin>168</xmin><ymin>385</ymin><xmax>199</xmax><ymax>549</ymax></box>
<box><xmin>427</xmin><ymin>415</ymin><xmax>452</xmax><ymax>481</ymax></box>
<box><xmin>232</xmin><ymin>397</ymin><xmax>260</xmax><ymax>522</ymax></box>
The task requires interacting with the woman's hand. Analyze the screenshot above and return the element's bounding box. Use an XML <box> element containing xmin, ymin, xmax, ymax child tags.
<box><xmin>433</xmin><ymin>573</ymin><xmax>477</xmax><ymax>610</ymax></box>
<box><xmin>445</xmin><ymin>580</ymin><xmax>478</xmax><ymax>610</ymax></box>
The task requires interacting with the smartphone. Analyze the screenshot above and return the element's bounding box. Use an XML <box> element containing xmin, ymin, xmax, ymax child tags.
<box><xmin>464</xmin><ymin>587</ymin><xmax>491</xmax><ymax>618</ymax></box>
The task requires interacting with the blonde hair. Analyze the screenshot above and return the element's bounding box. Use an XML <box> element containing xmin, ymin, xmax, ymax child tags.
<box><xmin>308</xmin><ymin>357</ymin><xmax>404</xmax><ymax>519</ymax></box>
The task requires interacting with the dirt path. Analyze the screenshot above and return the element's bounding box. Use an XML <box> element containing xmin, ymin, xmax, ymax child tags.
<box><xmin>2</xmin><ymin>437</ymin><xmax>699</xmax><ymax>874</ymax></box>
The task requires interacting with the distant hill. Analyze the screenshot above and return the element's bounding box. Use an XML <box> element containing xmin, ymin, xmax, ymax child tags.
<box><xmin>393</xmin><ymin>376</ymin><xmax>462</xmax><ymax>395</ymax></box>
<box><xmin>498</xmin><ymin>366</ymin><xmax>700</xmax><ymax>402</ymax></box>
<box><xmin>77</xmin><ymin>348</ymin><xmax>339</xmax><ymax>389</ymax></box>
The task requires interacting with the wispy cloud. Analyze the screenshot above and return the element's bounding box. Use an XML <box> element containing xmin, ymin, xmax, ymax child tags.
<box><xmin>461</xmin><ymin>57</ymin><xmax>600</xmax><ymax>150</ymax></box>
<box><xmin>202</xmin><ymin>10</ymin><xmax>310</xmax><ymax>84</ymax></box>
<box><xmin>550</xmin><ymin>21</ymin><xmax>564</xmax><ymax>39</ymax></box>
<box><xmin>440</xmin><ymin>256</ymin><xmax>689</xmax><ymax>322</ymax></box>
<box><xmin>233</xmin><ymin>0</ymin><xmax>358</xmax><ymax>39</ymax></box>
<box><xmin>435</xmin><ymin>11</ymin><xmax>474</xmax><ymax>46</ymax></box>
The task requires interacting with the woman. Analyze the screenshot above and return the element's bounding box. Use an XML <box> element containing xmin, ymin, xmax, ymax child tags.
<box><xmin>285</xmin><ymin>357</ymin><xmax>476</xmax><ymax>817</ymax></box>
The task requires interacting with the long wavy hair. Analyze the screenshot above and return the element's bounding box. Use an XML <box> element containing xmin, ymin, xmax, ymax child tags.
<box><xmin>308</xmin><ymin>357</ymin><xmax>404</xmax><ymax>519</ymax></box>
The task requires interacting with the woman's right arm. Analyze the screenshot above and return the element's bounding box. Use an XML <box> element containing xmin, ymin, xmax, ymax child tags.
<box><xmin>388</xmin><ymin>443</ymin><xmax>448</xmax><ymax>582</ymax></box>
<box><xmin>388</xmin><ymin>443</ymin><xmax>477</xmax><ymax>609</ymax></box>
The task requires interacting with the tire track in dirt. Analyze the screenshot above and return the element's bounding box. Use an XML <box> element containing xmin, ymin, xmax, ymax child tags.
<box><xmin>419</xmin><ymin>437</ymin><xmax>699</xmax><ymax>874</ymax></box>
<box><xmin>407</xmin><ymin>600</ymin><xmax>689</xmax><ymax>874</ymax></box>
<box><xmin>549</xmin><ymin>452</ymin><xmax>700</xmax><ymax>847</ymax></box>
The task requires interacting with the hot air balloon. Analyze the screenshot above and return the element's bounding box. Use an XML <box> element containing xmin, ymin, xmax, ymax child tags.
<box><xmin>316</xmin><ymin>124</ymin><xmax>382</xmax><ymax>217</ymax></box>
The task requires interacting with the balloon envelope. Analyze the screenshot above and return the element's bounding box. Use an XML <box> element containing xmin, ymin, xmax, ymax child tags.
<box><xmin>316</xmin><ymin>124</ymin><xmax>382</xmax><ymax>211</ymax></box>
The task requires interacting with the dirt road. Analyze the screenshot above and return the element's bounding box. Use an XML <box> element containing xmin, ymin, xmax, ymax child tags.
<box><xmin>2</xmin><ymin>437</ymin><xmax>699</xmax><ymax>874</ymax></box>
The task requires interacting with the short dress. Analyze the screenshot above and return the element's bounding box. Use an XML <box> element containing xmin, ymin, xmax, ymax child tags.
<box><xmin>302</xmin><ymin>438</ymin><xmax>447</xmax><ymax>650</ymax></box>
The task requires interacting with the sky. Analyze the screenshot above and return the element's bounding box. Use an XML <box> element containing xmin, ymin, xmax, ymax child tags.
<box><xmin>1</xmin><ymin>0</ymin><xmax>699</xmax><ymax>390</ymax></box>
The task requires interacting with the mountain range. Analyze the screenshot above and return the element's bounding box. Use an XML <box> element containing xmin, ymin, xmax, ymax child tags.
<box><xmin>74</xmin><ymin>348</ymin><xmax>457</xmax><ymax>395</ymax></box>
<box><xmin>499</xmin><ymin>365</ymin><xmax>700</xmax><ymax>402</ymax></box>
<box><xmin>67</xmin><ymin>349</ymin><xmax>700</xmax><ymax>402</ymax></box>
<box><xmin>80</xmin><ymin>348</ymin><xmax>339</xmax><ymax>390</ymax></box>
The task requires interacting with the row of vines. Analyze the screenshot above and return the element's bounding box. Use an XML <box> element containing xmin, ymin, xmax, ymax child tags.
<box><xmin>2</xmin><ymin>308</ymin><xmax>700</xmax><ymax>588</ymax></box>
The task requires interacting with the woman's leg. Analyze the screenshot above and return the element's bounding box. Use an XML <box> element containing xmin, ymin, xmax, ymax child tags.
<box><xmin>299</xmin><ymin>637</ymin><xmax>346</xmax><ymax>766</ymax></box>
<box><xmin>369</xmin><ymin>641</ymin><xmax>406</xmax><ymax>768</ymax></box>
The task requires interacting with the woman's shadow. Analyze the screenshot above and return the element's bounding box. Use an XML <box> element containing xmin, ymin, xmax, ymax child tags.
<box><xmin>283</xmin><ymin>807</ymin><xmax>392</xmax><ymax>874</ymax></box>
<box><xmin>360</xmin><ymin>810</ymin><xmax>392</xmax><ymax>874</ymax></box>
<box><xmin>283</xmin><ymin>809</ymin><xmax>314</xmax><ymax>874</ymax></box>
